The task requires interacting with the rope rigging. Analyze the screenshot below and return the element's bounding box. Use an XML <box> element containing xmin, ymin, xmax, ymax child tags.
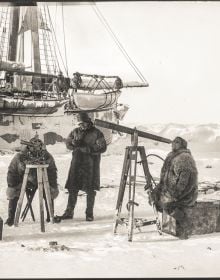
<box><xmin>46</xmin><ymin>5</ymin><xmax>68</xmax><ymax>76</ymax></box>
<box><xmin>61</xmin><ymin>3</ymin><xmax>69</xmax><ymax>77</ymax></box>
<box><xmin>91</xmin><ymin>2</ymin><xmax>148</xmax><ymax>85</ymax></box>
<box><xmin>54</xmin><ymin>3</ymin><xmax>58</xmax><ymax>73</ymax></box>
<box><xmin>40</xmin><ymin>6</ymin><xmax>52</xmax><ymax>73</ymax></box>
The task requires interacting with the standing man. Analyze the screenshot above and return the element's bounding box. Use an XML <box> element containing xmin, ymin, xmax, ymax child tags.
<box><xmin>150</xmin><ymin>136</ymin><xmax>198</xmax><ymax>239</ymax></box>
<box><xmin>71</xmin><ymin>72</ymin><xmax>82</xmax><ymax>92</ymax></box>
<box><xmin>114</xmin><ymin>76</ymin><xmax>123</xmax><ymax>90</ymax></box>
<box><xmin>58</xmin><ymin>112</ymin><xmax>107</xmax><ymax>222</ymax></box>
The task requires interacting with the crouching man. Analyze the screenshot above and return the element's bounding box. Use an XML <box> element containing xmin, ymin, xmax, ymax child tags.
<box><xmin>150</xmin><ymin>137</ymin><xmax>198</xmax><ymax>239</ymax></box>
<box><xmin>5</xmin><ymin>137</ymin><xmax>59</xmax><ymax>226</ymax></box>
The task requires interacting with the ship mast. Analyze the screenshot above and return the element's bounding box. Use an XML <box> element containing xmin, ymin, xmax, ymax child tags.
<box><xmin>8</xmin><ymin>5</ymin><xmax>19</xmax><ymax>62</ymax></box>
<box><xmin>17</xmin><ymin>4</ymin><xmax>42</xmax><ymax>73</ymax></box>
<box><xmin>8</xmin><ymin>2</ymin><xmax>58</xmax><ymax>76</ymax></box>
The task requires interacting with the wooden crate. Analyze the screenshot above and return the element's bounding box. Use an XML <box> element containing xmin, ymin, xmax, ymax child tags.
<box><xmin>0</xmin><ymin>99</ymin><xmax>4</xmax><ymax>108</ymax></box>
<box><xmin>0</xmin><ymin>217</ymin><xmax>3</xmax><ymax>240</ymax></box>
<box><xmin>162</xmin><ymin>199</ymin><xmax>220</xmax><ymax>236</ymax></box>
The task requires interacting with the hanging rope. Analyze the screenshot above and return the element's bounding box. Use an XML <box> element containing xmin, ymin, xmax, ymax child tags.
<box><xmin>91</xmin><ymin>2</ymin><xmax>148</xmax><ymax>85</ymax></box>
<box><xmin>54</xmin><ymin>3</ymin><xmax>57</xmax><ymax>73</ymax></box>
<box><xmin>55</xmin><ymin>3</ymin><xmax>57</xmax><ymax>36</ymax></box>
<box><xmin>145</xmin><ymin>154</ymin><xmax>164</xmax><ymax>188</ymax></box>
<box><xmin>61</xmin><ymin>3</ymin><xmax>69</xmax><ymax>77</ymax></box>
<box><xmin>45</xmin><ymin>5</ymin><xmax>61</xmax><ymax>74</ymax></box>
<box><xmin>46</xmin><ymin>5</ymin><xmax>68</xmax><ymax>76</ymax></box>
<box><xmin>146</xmin><ymin>154</ymin><xmax>165</xmax><ymax>163</ymax></box>
<box><xmin>0</xmin><ymin>7</ymin><xmax>11</xmax><ymax>61</ymax></box>
<box><xmin>40</xmin><ymin>6</ymin><xmax>51</xmax><ymax>73</ymax></box>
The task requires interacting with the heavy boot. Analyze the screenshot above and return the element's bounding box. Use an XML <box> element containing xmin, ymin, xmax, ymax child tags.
<box><xmin>86</xmin><ymin>191</ymin><xmax>96</xmax><ymax>221</ymax></box>
<box><xmin>176</xmin><ymin>222</ymin><xmax>189</xmax><ymax>240</ymax></box>
<box><xmin>170</xmin><ymin>207</ymin><xmax>189</xmax><ymax>240</ymax></box>
<box><xmin>54</xmin><ymin>191</ymin><xmax>78</xmax><ymax>223</ymax></box>
<box><xmin>5</xmin><ymin>198</ymin><xmax>18</xmax><ymax>226</ymax></box>
<box><xmin>45</xmin><ymin>198</ymin><xmax>54</xmax><ymax>223</ymax></box>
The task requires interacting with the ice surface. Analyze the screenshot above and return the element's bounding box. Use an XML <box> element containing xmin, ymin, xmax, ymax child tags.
<box><xmin>0</xmin><ymin>123</ymin><xmax>220</xmax><ymax>278</ymax></box>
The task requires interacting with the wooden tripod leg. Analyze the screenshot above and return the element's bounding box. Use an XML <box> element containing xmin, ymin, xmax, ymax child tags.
<box><xmin>127</xmin><ymin>147</ymin><xmax>138</xmax><ymax>242</ymax></box>
<box><xmin>37</xmin><ymin>167</ymin><xmax>45</xmax><ymax>232</ymax></box>
<box><xmin>14</xmin><ymin>167</ymin><xmax>30</xmax><ymax>227</ymax></box>
<box><xmin>42</xmin><ymin>168</ymin><xmax>54</xmax><ymax>223</ymax></box>
<box><xmin>21</xmin><ymin>189</ymin><xmax>36</xmax><ymax>222</ymax></box>
<box><xmin>139</xmin><ymin>146</ymin><xmax>162</xmax><ymax>235</ymax></box>
<box><xmin>138</xmin><ymin>146</ymin><xmax>152</xmax><ymax>187</ymax></box>
<box><xmin>43</xmin><ymin>192</ymin><xmax>50</xmax><ymax>223</ymax></box>
<box><xmin>113</xmin><ymin>147</ymin><xmax>130</xmax><ymax>234</ymax></box>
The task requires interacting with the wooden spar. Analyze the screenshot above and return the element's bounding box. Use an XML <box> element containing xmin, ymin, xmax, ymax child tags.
<box><xmin>3</xmin><ymin>6</ymin><xmax>148</xmax><ymax>91</ymax></box>
<box><xmin>94</xmin><ymin>119</ymin><xmax>172</xmax><ymax>144</ymax></box>
<box><xmin>3</xmin><ymin>68</ymin><xmax>57</xmax><ymax>78</ymax></box>
<box><xmin>74</xmin><ymin>72</ymin><xmax>149</xmax><ymax>89</ymax></box>
<box><xmin>78</xmin><ymin>81</ymin><xmax>148</xmax><ymax>89</ymax></box>
<box><xmin>8</xmin><ymin>6</ymin><xmax>20</xmax><ymax>62</ymax></box>
<box><xmin>123</xmin><ymin>81</ymin><xmax>149</xmax><ymax>88</ymax></box>
<box><xmin>78</xmin><ymin>73</ymin><xmax>120</xmax><ymax>79</ymax></box>
<box><xmin>10</xmin><ymin>1</ymin><xmax>37</xmax><ymax>6</ymax></box>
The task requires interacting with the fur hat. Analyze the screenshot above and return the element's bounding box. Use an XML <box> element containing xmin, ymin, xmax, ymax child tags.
<box><xmin>173</xmin><ymin>136</ymin><xmax>187</xmax><ymax>149</ymax></box>
<box><xmin>29</xmin><ymin>134</ymin><xmax>45</xmax><ymax>150</ymax></box>
<box><xmin>77</xmin><ymin>112</ymin><xmax>91</xmax><ymax>124</ymax></box>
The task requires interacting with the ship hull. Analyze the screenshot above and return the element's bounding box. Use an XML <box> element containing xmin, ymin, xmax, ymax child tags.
<box><xmin>0</xmin><ymin>104</ymin><xmax>120</xmax><ymax>150</ymax></box>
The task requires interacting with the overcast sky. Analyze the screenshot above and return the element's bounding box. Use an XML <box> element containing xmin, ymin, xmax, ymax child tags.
<box><xmin>47</xmin><ymin>1</ymin><xmax>220</xmax><ymax>124</ymax></box>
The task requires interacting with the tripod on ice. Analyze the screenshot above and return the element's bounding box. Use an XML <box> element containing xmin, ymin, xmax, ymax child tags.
<box><xmin>95</xmin><ymin>119</ymin><xmax>171</xmax><ymax>241</ymax></box>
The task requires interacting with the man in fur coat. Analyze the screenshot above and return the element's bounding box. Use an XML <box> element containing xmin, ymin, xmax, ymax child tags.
<box><xmin>151</xmin><ymin>136</ymin><xmax>198</xmax><ymax>239</ymax></box>
<box><xmin>5</xmin><ymin>137</ymin><xmax>59</xmax><ymax>226</ymax></box>
<box><xmin>58</xmin><ymin>112</ymin><xmax>107</xmax><ymax>222</ymax></box>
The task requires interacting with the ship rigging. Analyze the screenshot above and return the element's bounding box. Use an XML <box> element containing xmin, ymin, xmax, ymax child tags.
<box><xmin>0</xmin><ymin>2</ymin><xmax>148</xmax><ymax>149</ymax></box>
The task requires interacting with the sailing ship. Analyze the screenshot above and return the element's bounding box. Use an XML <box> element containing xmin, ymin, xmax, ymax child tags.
<box><xmin>0</xmin><ymin>2</ymin><xmax>148</xmax><ymax>149</ymax></box>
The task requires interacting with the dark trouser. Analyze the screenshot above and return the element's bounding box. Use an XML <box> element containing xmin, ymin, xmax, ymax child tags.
<box><xmin>65</xmin><ymin>189</ymin><xmax>96</xmax><ymax>217</ymax></box>
<box><xmin>6</xmin><ymin>191</ymin><xmax>54</xmax><ymax>224</ymax></box>
<box><xmin>155</xmin><ymin>199</ymin><xmax>190</xmax><ymax>239</ymax></box>
<box><xmin>158</xmin><ymin>201</ymin><xmax>190</xmax><ymax>238</ymax></box>
<box><xmin>86</xmin><ymin>190</ymin><xmax>96</xmax><ymax>218</ymax></box>
<box><xmin>5</xmin><ymin>197</ymin><xmax>19</xmax><ymax>225</ymax></box>
<box><xmin>169</xmin><ymin>206</ymin><xmax>190</xmax><ymax>234</ymax></box>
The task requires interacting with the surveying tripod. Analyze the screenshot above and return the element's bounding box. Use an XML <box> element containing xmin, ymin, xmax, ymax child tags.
<box><xmin>113</xmin><ymin>144</ymin><xmax>162</xmax><ymax>241</ymax></box>
<box><xmin>14</xmin><ymin>164</ymin><xmax>54</xmax><ymax>232</ymax></box>
<box><xmin>94</xmin><ymin>119</ymin><xmax>172</xmax><ymax>242</ymax></box>
<box><xmin>20</xmin><ymin>186</ymin><xmax>52</xmax><ymax>223</ymax></box>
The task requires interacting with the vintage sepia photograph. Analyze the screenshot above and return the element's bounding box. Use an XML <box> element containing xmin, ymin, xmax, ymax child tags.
<box><xmin>0</xmin><ymin>0</ymin><xmax>219</xmax><ymax>278</ymax></box>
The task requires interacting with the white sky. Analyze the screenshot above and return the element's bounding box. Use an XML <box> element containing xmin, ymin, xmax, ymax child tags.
<box><xmin>47</xmin><ymin>1</ymin><xmax>220</xmax><ymax>124</ymax></box>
